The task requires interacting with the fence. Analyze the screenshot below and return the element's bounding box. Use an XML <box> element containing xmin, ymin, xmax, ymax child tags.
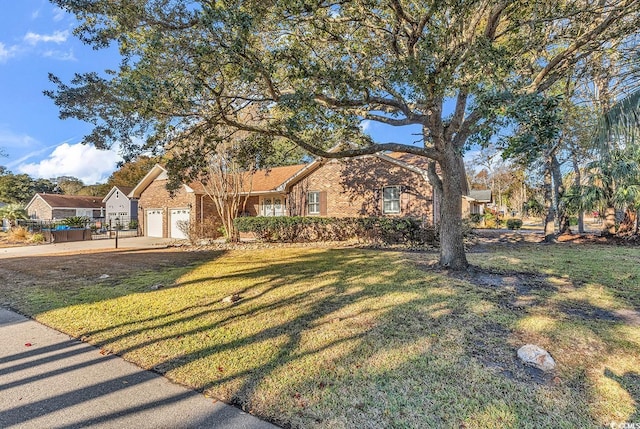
<box><xmin>17</xmin><ymin>217</ymin><xmax>139</xmax><ymax>243</ymax></box>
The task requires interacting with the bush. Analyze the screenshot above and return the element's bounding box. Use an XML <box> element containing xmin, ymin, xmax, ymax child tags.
<box><xmin>234</xmin><ymin>216</ymin><xmax>437</xmax><ymax>245</ymax></box>
<box><xmin>129</xmin><ymin>220</ymin><xmax>139</xmax><ymax>230</ymax></box>
<box><xmin>9</xmin><ymin>226</ymin><xmax>29</xmax><ymax>241</ymax></box>
<box><xmin>469</xmin><ymin>213</ymin><xmax>483</xmax><ymax>224</ymax></box>
<box><xmin>61</xmin><ymin>216</ymin><xmax>90</xmax><ymax>228</ymax></box>
<box><xmin>180</xmin><ymin>217</ymin><xmax>224</xmax><ymax>242</ymax></box>
<box><xmin>28</xmin><ymin>232</ymin><xmax>45</xmax><ymax>243</ymax></box>
<box><xmin>506</xmin><ymin>218</ymin><xmax>523</xmax><ymax>230</ymax></box>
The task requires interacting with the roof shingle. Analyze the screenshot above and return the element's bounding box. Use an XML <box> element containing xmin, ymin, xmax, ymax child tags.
<box><xmin>35</xmin><ymin>193</ymin><xmax>104</xmax><ymax>208</ymax></box>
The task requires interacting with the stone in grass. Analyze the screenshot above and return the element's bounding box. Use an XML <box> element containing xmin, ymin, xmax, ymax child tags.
<box><xmin>149</xmin><ymin>284</ymin><xmax>163</xmax><ymax>290</ymax></box>
<box><xmin>99</xmin><ymin>274</ymin><xmax>110</xmax><ymax>279</ymax></box>
<box><xmin>221</xmin><ymin>293</ymin><xmax>242</xmax><ymax>304</ymax></box>
<box><xmin>517</xmin><ymin>344</ymin><xmax>556</xmax><ymax>372</ymax></box>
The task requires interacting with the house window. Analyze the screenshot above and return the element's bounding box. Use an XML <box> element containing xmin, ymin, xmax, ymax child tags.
<box><xmin>262</xmin><ymin>196</ymin><xmax>286</xmax><ymax>216</ymax></box>
<box><xmin>383</xmin><ymin>186</ymin><xmax>401</xmax><ymax>214</ymax></box>
<box><xmin>308</xmin><ymin>191</ymin><xmax>320</xmax><ymax>215</ymax></box>
<box><xmin>262</xmin><ymin>198</ymin><xmax>273</xmax><ymax>216</ymax></box>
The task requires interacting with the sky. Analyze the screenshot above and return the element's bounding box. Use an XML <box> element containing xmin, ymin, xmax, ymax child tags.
<box><xmin>0</xmin><ymin>1</ymin><xmax>122</xmax><ymax>185</ymax></box>
<box><xmin>0</xmin><ymin>1</ymin><xmax>467</xmax><ymax>186</ymax></box>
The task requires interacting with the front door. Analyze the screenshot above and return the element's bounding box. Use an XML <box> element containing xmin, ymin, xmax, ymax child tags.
<box><xmin>261</xmin><ymin>195</ymin><xmax>285</xmax><ymax>216</ymax></box>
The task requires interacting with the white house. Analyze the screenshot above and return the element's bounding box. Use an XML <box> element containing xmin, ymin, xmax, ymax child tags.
<box><xmin>102</xmin><ymin>186</ymin><xmax>138</xmax><ymax>226</ymax></box>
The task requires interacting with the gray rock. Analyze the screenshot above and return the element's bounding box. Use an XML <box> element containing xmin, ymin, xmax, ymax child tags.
<box><xmin>517</xmin><ymin>344</ymin><xmax>556</xmax><ymax>371</ymax></box>
<box><xmin>222</xmin><ymin>293</ymin><xmax>241</xmax><ymax>304</ymax></box>
<box><xmin>149</xmin><ymin>284</ymin><xmax>163</xmax><ymax>290</ymax></box>
<box><xmin>99</xmin><ymin>274</ymin><xmax>110</xmax><ymax>279</ymax></box>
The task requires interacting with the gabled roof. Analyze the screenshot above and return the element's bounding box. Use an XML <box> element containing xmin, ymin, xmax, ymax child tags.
<box><xmin>102</xmin><ymin>185</ymin><xmax>135</xmax><ymax>203</ymax></box>
<box><xmin>383</xmin><ymin>151</ymin><xmax>432</xmax><ymax>170</ymax></box>
<box><xmin>246</xmin><ymin>164</ymin><xmax>307</xmax><ymax>193</ymax></box>
<box><xmin>129</xmin><ymin>164</ymin><xmax>169</xmax><ymax>198</ymax></box>
<box><xmin>26</xmin><ymin>193</ymin><xmax>104</xmax><ymax>210</ymax></box>
<box><xmin>177</xmin><ymin>164</ymin><xmax>308</xmax><ymax>195</ymax></box>
<box><xmin>132</xmin><ymin>150</ymin><xmax>447</xmax><ymax>199</ymax></box>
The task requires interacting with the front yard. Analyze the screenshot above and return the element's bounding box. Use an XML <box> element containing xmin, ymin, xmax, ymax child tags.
<box><xmin>0</xmin><ymin>242</ymin><xmax>638</xmax><ymax>428</ymax></box>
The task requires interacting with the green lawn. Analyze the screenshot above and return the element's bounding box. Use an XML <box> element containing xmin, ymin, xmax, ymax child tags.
<box><xmin>3</xmin><ymin>245</ymin><xmax>639</xmax><ymax>428</ymax></box>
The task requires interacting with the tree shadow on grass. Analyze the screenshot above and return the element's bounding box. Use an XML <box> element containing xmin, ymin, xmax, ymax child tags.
<box><xmin>605</xmin><ymin>369</ymin><xmax>640</xmax><ymax>424</ymax></box>
<box><xmin>2</xmin><ymin>247</ymin><xmax>638</xmax><ymax>428</ymax></box>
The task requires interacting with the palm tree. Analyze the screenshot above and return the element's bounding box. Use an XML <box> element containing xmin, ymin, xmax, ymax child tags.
<box><xmin>596</xmin><ymin>89</ymin><xmax>640</xmax><ymax>148</ymax></box>
<box><xmin>582</xmin><ymin>88</ymin><xmax>640</xmax><ymax>235</ymax></box>
<box><xmin>0</xmin><ymin>203</ymin><xmax>28</xmax><ymax>228</ymax></box>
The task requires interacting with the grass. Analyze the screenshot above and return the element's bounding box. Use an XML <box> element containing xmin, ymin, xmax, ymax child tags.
<box><xmin>2</xmin><ymin>245</ymin><xmax>639</xmax><ymax>428</ymax></box>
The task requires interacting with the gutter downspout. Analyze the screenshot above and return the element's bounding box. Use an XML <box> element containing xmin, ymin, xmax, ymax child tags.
<box><xmin>201</xmin><ymin>194</ymin><xmax>205</xmax><ymax>237</ymax></box>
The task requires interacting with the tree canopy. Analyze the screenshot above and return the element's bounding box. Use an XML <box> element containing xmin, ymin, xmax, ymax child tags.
<box><xmin>48</xmin><ymin>0</ymin><xmax>640</xmax><ymax>268</ymax></box>
<box><xmin>0</xmin><ymin>170</ymin><xmax>56</xmax><ymax>205</ymax></box>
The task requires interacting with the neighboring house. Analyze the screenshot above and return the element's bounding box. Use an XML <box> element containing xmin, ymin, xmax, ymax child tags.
<box><xmin>25</xmin><ymin>193</ymin><xmax>104</xmax><ymax>220</ymax></box>
<box><xmin>463</xmin><ymin>189</ymin><xmax>493</xmax><ymax>216</ymax></box>
<box><xmin>130</xmin><ymin>152</ymin><xmax>437</xmax><ymax>239</ymax></box>
<box><xmin>102</xmin><ymin>186</ymin><xmax>138</xmax><ymax>225</ymax></box>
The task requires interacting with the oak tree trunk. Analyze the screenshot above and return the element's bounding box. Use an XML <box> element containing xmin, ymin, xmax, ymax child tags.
<box><xmin>438</xmin><ymin>149</ymin><xmax>469</xmax><ymax>270</ymax></box>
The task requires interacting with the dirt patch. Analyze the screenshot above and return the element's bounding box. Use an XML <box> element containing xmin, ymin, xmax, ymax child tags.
<box><xmin>0</xmin><ymin>248</ymin><xmax>221</xmax><ymax>310</ymax></box>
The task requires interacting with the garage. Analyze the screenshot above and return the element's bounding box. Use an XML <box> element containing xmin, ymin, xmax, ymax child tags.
<box><xmin>170</xmin><ymin>208</ymin><xmax>190</xmax><ymax>239</ymax></box>
<box><xmin>146</xmin><ymin>209</ymin><xmax>163</xmax><ymax>237</ymax></box>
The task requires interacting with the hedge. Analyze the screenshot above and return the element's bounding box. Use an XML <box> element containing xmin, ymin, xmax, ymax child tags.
<box><xmin>234</xmin><ymin>216</ymin><xmax>437</xmax><ymax>245</ymax></box>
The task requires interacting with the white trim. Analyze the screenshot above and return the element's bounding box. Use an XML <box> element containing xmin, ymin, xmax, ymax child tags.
<box><xmin>382</xmin><ymin>185</ymin><xmax>401</xmax><ymax>214</ymax></box>
<box><xmin>307</xmin><ymin>191</ymin><xmax>320</xmax><ymax>215</ymax></box>
<box><xmin>102</xmin><ymin>185</ymin><xmax>134</xmax><ymax>203</ymax></box>
<box><xmin>25</xmin><ymin>194</ymin><xmax>52</xmax><ymax>211</ymax></box>
<box><xmin>130</xmin><ymin>164</ymin><xmax>168</xmax><ymax>198</ymax></box>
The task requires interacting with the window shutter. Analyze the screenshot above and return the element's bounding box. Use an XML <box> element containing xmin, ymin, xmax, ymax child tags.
<box><xmin>320</xmin><ymin>191</ymin><xmax>327</xmax><ymax>216</ymax></box>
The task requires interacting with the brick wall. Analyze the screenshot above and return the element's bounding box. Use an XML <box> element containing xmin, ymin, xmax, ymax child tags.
<box><xmin>289</xmin><ymin>157</ymin><xmax>433</xmax><ymax>221</ymax></box>
<box><xmin>26</xmin><ymin>197</ymin><xmax>52</xmax><ymax>220</ymax></box>
<box><xmin>138</xmin><ymin>180</ymin><xmax>197</xmax><ymax>238</ymax></box>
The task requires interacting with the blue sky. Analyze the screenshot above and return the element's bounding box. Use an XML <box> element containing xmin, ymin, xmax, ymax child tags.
<box><xmin>0</xmin><ymin>1</ymin><xmax>122</xmax><ymax>184</ymax></box>
<box><xmin>0</xmin><ymin>1</ymin><xmax>468</xmax><ymax>186</ymax></box>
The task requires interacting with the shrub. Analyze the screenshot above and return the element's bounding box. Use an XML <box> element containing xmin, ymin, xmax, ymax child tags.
<box><xmin>234</xmin><ymin>216</ymin><xmax>437</xmax><ymax>245</ymax></box>
<box><xmin>28</xmin><ymin>232</ymin><xmax>45</xmax><ymax>243</ymax></box>
<box><xmin>506</xmin><ymin>218</ymin><xmax>523</xmax><ymax>230</ymax></box>
<box><xmin>469</xmin><ymin>213</ymin><xmax>483</xmax><ymax>224</ymax></box>
<box><xmin>61</xmin><ymin>216</ymin><xmax>90</xmax><ymax>228</ymax></box>
<box><xmin>9</xmin><ymin>226</ymin><xmax>29</xmax><ymax>241</ymax></box>
<box><xmin>180</xmin><ymin>217</ymin><xmax>224</xmax><ymax>242</ymax></box>
<box><xmin>129</xmin><ymin>220</ymin><xmax>139</xmax><ymax>230</ymax></box>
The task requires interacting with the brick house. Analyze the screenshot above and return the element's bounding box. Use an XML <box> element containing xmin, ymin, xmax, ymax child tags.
<box><xmin>130</xmin><ymin>153</ymin><xmax>438</xmax><ymax>239</ymax></box>
<box><xmin>25</xmin><ymin>193</ymin><xmax>104</xmax><ymax>220</ymax></box>
<box><xmin>463</xmin><ymin>189</ymin><xmax>493</xmax><ymax>216</ymax></box>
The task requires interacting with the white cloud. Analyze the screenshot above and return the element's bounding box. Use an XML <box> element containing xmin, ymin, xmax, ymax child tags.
<box><xmin>17</xmin><ymin>143</ymin><xmax>123</xmax><ymax>184</ymax></box>
<box><xmin>0</xmin><ymin>42</ymin><xmax>19</xmax><ymax>62</ymax></box>
<box><xmin>52</xmin><ymin>7</ymin><xmax>66</xmax><ymax>22</ymax></box>
<box><xmin>360</xmin><ymin>119</ymin><xmax>373</xmax><ymax>132</ymax></box>
<box><xmin>43</xmin><ymin>48</ymin><xmax>76</xmax><ymax>61</ymax></box>
<box><xmin>31</xmin><ymin>9</ymin><xmax>41</xmax><ymax>19</ymax></box>
<box><xmin>0</xmin><ymin>127</ymin><xmax>38</xmax><ymax>148</ymax></box>
<box><xmin>24</xmin><ymin>30</ymin><xmax>69</xmax><ymax>45</ymax></box>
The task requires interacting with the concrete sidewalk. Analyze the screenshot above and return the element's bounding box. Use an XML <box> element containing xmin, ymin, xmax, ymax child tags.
<box><xmin>0</xmin><ymin>309</ymin><xmax>278</xmax><ymax>429</ymax></box>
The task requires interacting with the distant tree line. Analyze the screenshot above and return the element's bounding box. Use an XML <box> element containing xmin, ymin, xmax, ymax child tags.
<box><xmin>0</xmin><ymin>156</ymin><xmax>160</xmax><ymax>205</ymax></box>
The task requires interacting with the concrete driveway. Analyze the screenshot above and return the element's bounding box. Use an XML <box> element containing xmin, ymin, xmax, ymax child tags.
<box><xmin>0</xmin><ymin>236</ymin><xmax>180</xmax><ymax>259</ymax></box>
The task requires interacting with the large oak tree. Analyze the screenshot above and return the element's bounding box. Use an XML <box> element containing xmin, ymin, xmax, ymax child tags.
<box><xmin>48</xmin><ymin>0</ymin><xmax>640</xmax><ymax>269</ymax></box>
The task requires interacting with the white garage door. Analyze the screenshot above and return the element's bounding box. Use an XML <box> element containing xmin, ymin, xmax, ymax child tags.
<box><xmin>170</xmin><ymin>209</ymin><xmax>190</xmax><ymax>239</ymax></box>
<box><xmin>146</xmin><ymin>209</ymin><xmax>163</xmax><ymax>237</ymax></box>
